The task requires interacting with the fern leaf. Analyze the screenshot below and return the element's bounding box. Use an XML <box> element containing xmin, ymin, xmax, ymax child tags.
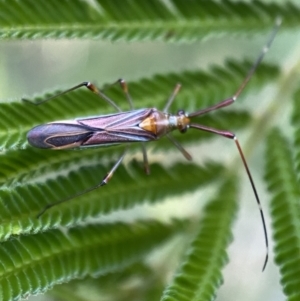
<box><xmin>161</xmin><ymin>178</ymin><xmax>238</xmax><ymax>301</ymax></box>
<box><xmin>265</xmin><ymin>129</ymin><xmax>300</xmax><ymax>300</ymax></box>
<box><xmin>292</xmin><ymin>88</ymin><xmax>300</xmax><ymax>173</ymax></box>
<box><xmin>0</xmin><ymin>0</ymin><xmax>298</xmax><ymax>41</ymax></box>
<box><xmin>49</xmin><ymin>263</ymin><xmax>165</xmax><ymax>301</ymax></box>
<box><xmin>0</xmin><ymin>161</ymin><xmax>223</xmax><ymax>240</ymax></box>
<box><xmin>0</xmin><ymin>220</ymin><xmax>184</xmax><ymax>300</ymax></box>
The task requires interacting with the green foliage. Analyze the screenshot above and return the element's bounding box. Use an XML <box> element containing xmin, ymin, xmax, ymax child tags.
<box><xmin>161</xmin><ymin>179</ymin><xmax>238</xmax><ymax>301</ymax></box>
<box><xmin>0</xmin><ymin>160</ymin><xmax>224</xmax><ymax>240</ymax></box>
<box><xmin>263</xmin><ymin>89</ymin><xmax>300</xmax><ymax>301</ymax></box>
<box><xmin>0</xmin><ymin>0</ymin><xmax>298</xmax><ymax>41</ymax></box>
<box><xmin>0</xmin><ymin>220</ymin><xmax>185</xmax><ymax>300</ymax></box>
<box><xmin>0</xmin><ymin>1</ymin><xmax>299</xmax><ymax>301</ymax></box>
<box><xmin>265</xmin><ymin>129</ymin><xmax>300</xmax><ymax>301</ymax></box>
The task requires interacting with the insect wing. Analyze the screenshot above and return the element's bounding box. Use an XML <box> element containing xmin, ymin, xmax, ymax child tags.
<box><xmin>27</xmin><ymin>108</ymin><xmax>157</xmax><ymax>149</ymax></box>
<box><xmin>78</xmin><ymin>108</ymin><xmax>157</xmax><ymax>146</ymax></box>
<box><xmin>27</xmin><ymin>122</ymin><xmax>93</xmax><ymax>149</ymax></box>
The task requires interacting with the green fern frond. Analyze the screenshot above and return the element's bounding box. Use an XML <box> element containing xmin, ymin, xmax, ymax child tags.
<box><xmin>0</xmin><ymin>160</ymin><xmax>223</xmax><ymax>240</ymax></box>
<box><xmin>161</xmin><ymin>178</ymin><xmax>237</xmax><ymax>301</ymax></box>
<box><xmin>292</xmin><ymin>88</ymin><xmax>300</xmax><ymax>172</ymax></box>
<box><xmin>265</xmin><ymin>129</ymin><xmax>300</xmax><ymax>301</ymax></box>
<box><xmin>49</xmin><ymin>263</ymin><xmax>166</xmax><ymax>301</ymax></box>
<box><xmin>0</xmin><ymin>0</ymin><xmax>298</xmax><ymax>41</ymax></box>
<box><xmin>0</xmin><ymin>220</ymin><xmax>184</xmax><ymax>300</ymax></box>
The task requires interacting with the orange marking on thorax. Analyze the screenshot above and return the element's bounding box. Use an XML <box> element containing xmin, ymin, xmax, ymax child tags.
<box><xmin>139</xmin><ymin>116</ymin><xmax>157</xmax><ymax>134</ymax></box>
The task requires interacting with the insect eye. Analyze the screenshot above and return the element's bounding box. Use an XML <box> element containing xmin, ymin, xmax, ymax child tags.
<box><xmin>179</xmin><ymin>126</ymin><xmax>188</xmax><ymax>134</ymax></box>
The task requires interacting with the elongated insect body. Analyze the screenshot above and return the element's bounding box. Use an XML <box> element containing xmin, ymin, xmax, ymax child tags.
<box><xmin>25</xmin><ymin>19</ymin><xmax>281</xmax><ymax>271</ymax></box>
<box><xmin>27</xmin><ymin>108</ymin><xmax>189</xmax><ymax>149</ymax></box>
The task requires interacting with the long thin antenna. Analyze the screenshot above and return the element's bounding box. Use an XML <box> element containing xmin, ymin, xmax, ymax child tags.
<box><xmin>189</xmin><ymin>124</ymin><xmax>268</xmax><ymax>271</ymax></box>
<box><xmin>233</xmin><ymin>17</ymin><xmax>282</xmax><ymax>100</ymax></box>
<box><xmin>234</xmin><ymin>137</ymin><xmax>268</xmax><ymax>271</ymax></box>
<box><xmin>189</xmin><ymin>17</ymin><xmax>282</xmax><ymax>119</ymax></box>
<box><xmin>187</xmin><ymin>19</ymin><xmax>282</xmax><ymax>270</ymax></box>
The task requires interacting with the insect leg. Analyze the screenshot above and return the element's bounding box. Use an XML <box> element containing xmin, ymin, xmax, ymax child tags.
<box><xmin>116</xmin><ymin>78</ymin><xmax>151</xmax><ymax>175</ymax></box>
<box><xmin>36</xmin><ymin>145</ymin><xmax>130</xmax><ymax>218</ymax></box>
<box><xmin>163</xmin><ymin>83</ymin><xmax>182</xmax><ymax>112</ymax></box>
<box><xmin>22</xmin><ymin>82</ymin><xmax>122</xmax><ymax>112</ymax></box>
<box><xmin>141</xmin><ymin>144</ymin><xmax>150</xmax><ymax>175</ymax></box>
<box><xmin>189</xmin><ymin>123</ymin><xmax>268</xmax><ymax>271</ymax></box>
<box><xmin>117</xmin><ymin>79</ymin><xmax>134</xmax><ymax>109</ymax></box>
<box><xmin>166</xmin><ymin>133</ymin><xmax>192</xmax><ymax>161</ymax></box>
<box><xmin>101</xmin><ymin>145</ymin><xmax>130</xmax><ymax>185</ymax></box>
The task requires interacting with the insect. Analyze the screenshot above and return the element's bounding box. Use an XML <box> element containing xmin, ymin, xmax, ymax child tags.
<box><xmin>25</xmin><ymin>19</ymin><xmax>281</xmax><ymax>271</ymax></box>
